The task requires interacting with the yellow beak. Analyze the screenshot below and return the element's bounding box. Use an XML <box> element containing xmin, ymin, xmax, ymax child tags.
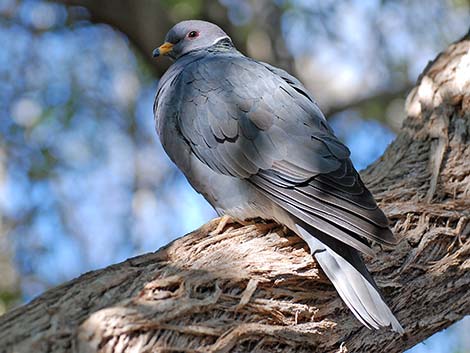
<box><xmin>153</xmin><ymin>42</ymin><xmax>174</xmax><ymax>57</ymax></box>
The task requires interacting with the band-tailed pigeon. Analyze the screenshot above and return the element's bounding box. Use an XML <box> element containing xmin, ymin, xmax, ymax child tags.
<box><xmin>153</xmin><ymin>20</ymin><xmax>403</xmax><ymax>333</ymax></box>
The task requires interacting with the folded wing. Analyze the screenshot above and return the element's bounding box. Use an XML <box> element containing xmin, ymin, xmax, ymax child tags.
<box><xmin>169</xmin><ymin>54</ymin><xmax>397</xmax><ymax>254</ymax></box>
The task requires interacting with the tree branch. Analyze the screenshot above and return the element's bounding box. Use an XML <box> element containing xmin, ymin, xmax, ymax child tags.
<box><xmin>50</xmin><ymin>0</ymin><xmax>254</xmax><ymax>77</ymax></box>
<box><xmin>323</xmin><ymin>87</ymin><xmax>411</xmax><ymax>126</ymax></box>
<box><xmin>1</xmin><ymin>30</ymin><xmax>469</xmax><ymax>353</ymax></box>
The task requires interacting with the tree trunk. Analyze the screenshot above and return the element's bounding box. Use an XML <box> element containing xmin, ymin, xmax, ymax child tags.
<box><xmin>1</xmin><ymin>32</ymin><xmax>469</xmax><ymax>353</ymax></box>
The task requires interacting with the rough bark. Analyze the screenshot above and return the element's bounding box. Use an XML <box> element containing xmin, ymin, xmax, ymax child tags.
<box><xmin>1</xmin><ymin>33</ymin><xmax>469</xmax><ymax>353</ymax></box>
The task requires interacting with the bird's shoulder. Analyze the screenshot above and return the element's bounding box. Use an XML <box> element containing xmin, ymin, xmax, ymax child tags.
<box><xmin>177</xmin><ymin>53</ymin><xmax>335</xmax><ymax>136</ymax></box>
<box><xmin>180</xmin><ymin>52</ymin><xmax>278</xmax><ymax>96</ymax></box>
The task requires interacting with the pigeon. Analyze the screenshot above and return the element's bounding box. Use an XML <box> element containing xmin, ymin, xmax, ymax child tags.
<box><xmin>153</xmin><ymin>20</ymin><xmax>403</xmax><ymax>333</ymax></box>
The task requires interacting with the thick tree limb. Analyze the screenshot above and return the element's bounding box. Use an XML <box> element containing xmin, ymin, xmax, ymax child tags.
<box><xmin>1</xmin><ymin>34</ymin><xmax>469</xmax><ymax>353</ymax></box>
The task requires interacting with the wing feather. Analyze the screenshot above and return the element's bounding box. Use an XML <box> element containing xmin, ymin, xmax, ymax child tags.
<box><xmin>170</xmin><ymin>54</ymin><xmax>396</xmax><ymax>252</ymax></box>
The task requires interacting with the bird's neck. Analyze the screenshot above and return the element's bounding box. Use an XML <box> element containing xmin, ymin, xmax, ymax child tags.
<box><xmin>207</xmin><ymin>37</ymin><xmax>236</xmax><ymax>53</ymax></box>
<box><xmin>174</xmin><ymin>38</ymin><xmax>239</xmax><ymax>64</ymax></box>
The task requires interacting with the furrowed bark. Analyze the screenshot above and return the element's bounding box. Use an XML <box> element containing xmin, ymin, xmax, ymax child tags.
<box><xmin>0</xmin><ymin>34</ymin><xmax>469</xmax><ymax>353</ymax></box>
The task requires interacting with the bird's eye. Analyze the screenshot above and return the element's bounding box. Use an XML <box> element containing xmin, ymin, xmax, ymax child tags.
<box><xmin>187</xmin><ymin>31</ymin><xmax>199</xmax><ymax>39</ymax></box>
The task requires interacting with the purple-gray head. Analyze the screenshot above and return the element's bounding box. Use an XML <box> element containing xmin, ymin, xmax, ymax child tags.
<box><xmin>153</xmin><ymin>20</ymin><xmax>231</xmax><ymax>60</ymax></box>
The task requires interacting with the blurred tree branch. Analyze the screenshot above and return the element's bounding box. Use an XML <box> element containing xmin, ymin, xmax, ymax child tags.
<box><xmin>0</xmin><ymin>32</ymin><xmax>469</xmax><ymax>353</ymax></box>
<box><xmin>51</xmin><ymin>0</ymin><xmax>178</xmax><ymax>76</ymax></box>
<box><xmin>50</xmin><ymin>0</ymin><xmax>295</xmax><ymax>76</ymax></box>
<box><xmin>324</xmin><ymin>86</ymin><xmax>412</xmax><ymax>129</ymax></box>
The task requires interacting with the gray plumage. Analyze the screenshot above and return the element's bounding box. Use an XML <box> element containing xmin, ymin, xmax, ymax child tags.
<box><xmin>153</xmin><ymin>20</ymin><xmax>403</xmax><ymax>333</ymax></box>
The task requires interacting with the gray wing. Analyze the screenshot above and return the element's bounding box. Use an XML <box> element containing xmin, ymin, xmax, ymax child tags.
<box><xmin>173</xmin><ymin>55</ymin><xmax>396</xmax><ymax>254</ymax></box>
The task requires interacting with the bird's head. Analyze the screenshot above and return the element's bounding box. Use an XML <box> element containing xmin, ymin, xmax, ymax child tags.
<box><xmin>153</xmin><ymin>20</ymin><xmax>231</xmax><ymax>60</ymax></box>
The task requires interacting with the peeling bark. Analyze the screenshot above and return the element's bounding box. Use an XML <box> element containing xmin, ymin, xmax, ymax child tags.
<box><xmin>0</xmin><ymin>34</ymin><xmax>469</xmax><ymax>353</ymax></box>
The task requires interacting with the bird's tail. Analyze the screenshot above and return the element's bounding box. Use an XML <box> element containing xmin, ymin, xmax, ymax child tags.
<box><xmin>296</xmin><ymin>223</ymin><xmax>404</xmax><ymax>334</ymax></box>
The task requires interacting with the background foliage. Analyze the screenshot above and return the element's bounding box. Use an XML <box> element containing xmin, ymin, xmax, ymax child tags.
<box><xmin>0</xmin><ymin>0</ymin><xmax>469</xmax><ymax>351</ymax></box>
